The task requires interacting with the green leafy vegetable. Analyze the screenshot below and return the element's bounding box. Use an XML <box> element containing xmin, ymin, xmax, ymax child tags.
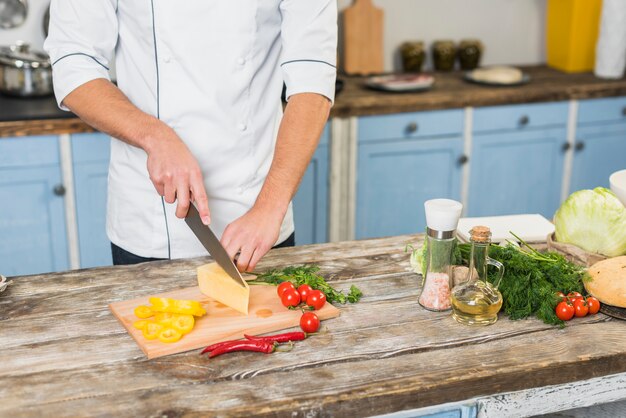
<box><xmin>250</xmin><ymin>265</ymin><xmax>363</xmax><ymax>305</ymax></box>
<box><xmin>457</xmin><ymin>236</ymin><xmax>589</xmax><ymax>326</ymax></box>
<box><xmin>406</xmin><ymin>234</ymin><xmax>589</xmax><ymax>326</ymax></box>
<box><xmin>554</xmin><ymin>187</ymin><xmax>626</xmax><ymax>257</ymax></box>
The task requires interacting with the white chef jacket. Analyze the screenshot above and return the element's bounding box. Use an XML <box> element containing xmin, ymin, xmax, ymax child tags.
<box><xmin>44</xmin><ymin>0</ymin><xmax>337</xmax><ymax>259</ymax></box>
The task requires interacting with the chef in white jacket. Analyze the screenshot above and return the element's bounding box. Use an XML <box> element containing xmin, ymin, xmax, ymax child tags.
<box><xmin>44</xmin><ymin>1</ymin><xmax>337</xmax><ymax>271</ymax></box>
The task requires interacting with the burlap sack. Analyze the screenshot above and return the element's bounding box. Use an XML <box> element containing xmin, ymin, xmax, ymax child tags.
<box><xmin>546</xmin><ymin>233</ymin><xmax>607</xmax><ymax>267</ymax></box>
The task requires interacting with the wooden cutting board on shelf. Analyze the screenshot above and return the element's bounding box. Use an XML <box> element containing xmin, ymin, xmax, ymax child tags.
<box><xmin>343</xmin><ymin>0</ymin><xmax>384</xmax><ymax>75</ymax></box>
<box><xmin>109</xmin><ymin>285</ymin><xmax>341</xmax><ymax>359</ymax></box>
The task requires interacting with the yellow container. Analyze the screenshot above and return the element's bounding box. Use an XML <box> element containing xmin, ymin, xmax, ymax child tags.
<box><xmin>546</xmin><ymin>0</ymin><xmax>603</xmax><ymax>73</ymax></box>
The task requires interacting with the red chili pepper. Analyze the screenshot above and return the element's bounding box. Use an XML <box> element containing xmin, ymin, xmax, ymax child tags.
<box><xmin>200</xmin><ymin>339</ymin><xmax>245</xmax><ymax>355</ymax></box>
<box><xmin>208</xmin><ymin>340</ymin><xmax>276</xmax><ymax>359</ymax></box>
<box><xmin>244</xmin><ymin>332</ymin><xmax>307</xmax><ymax>343</ymax></box>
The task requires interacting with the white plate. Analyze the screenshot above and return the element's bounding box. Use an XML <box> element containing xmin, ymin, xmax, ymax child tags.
<box><xmin>457</xmin><ymin>214</ymin><xmax>555</xmax><ymax>243</ymax></box>
<box><xmin>464</xmin><ymin>72</ymin><xmax>531</xmax><ymax>87</ymax></box>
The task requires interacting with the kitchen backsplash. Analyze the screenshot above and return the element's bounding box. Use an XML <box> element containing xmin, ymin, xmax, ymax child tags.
<box><xmin>0</xmin><ymin>0</ymin><xmax>546</xmax><ymax>72</ymax></box>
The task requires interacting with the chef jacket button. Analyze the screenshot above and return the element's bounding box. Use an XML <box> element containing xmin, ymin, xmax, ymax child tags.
<box><xmin>237</xmin><ymin>57</ymin><xmax>246</xmax><ymax>66</ymax></box>
<box><xmin>238</xmin><ymin>186</ymin><xmax>245</xmax><ymax>194</ymax></box>
<box><xmin>238</xmin><ymin>123</ymin><xmax>247</xmax><ymax>132</ymax></box>
<box><xmin>163</xmin><ymin>56</ymin><xmax>171</xmax><ymax>64</ymax></box>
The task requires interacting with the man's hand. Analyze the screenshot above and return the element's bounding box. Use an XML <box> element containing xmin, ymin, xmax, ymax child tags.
<box><xmin>221</xmin><ymin>206</ymin><xmax>284</xmax><ymax>272</ymax></box>
<box><xmin>220</xmin><ymin>93</ymin><xmax>330</xmax><ymax>271</ymax></box>
<box><xmin>62</xmin><ymin>79</ymin><xmax>211</xmax><ymax>223</ymax></box>
<box><xmin>145</xmin><ymin>129</ymin><xmax>211</xmax><ymax>224</ymax></box>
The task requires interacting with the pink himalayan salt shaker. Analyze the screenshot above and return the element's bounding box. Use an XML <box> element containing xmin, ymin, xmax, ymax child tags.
<box><xmin>418</xmin><ymin>199</ymin><xmax>463</xmax><ymax>312</ymax></box>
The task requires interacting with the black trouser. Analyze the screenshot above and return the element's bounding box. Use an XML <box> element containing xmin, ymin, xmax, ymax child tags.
<box><xmin>111</xmin><ymin>232</ymin><xmax>296</xmax><ymax>266</ymax></box>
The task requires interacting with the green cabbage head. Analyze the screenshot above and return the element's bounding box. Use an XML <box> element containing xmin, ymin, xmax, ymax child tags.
<box><xmin>554</xmin><ymin>187</ymin><xmax>626</xmax><ymax>257</ymax></box>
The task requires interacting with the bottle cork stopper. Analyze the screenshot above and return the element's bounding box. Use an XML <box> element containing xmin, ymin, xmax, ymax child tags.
<box><xmin>470</xmin><ymin>226</ymin><xmax>491</xmax><ymax>242</ymax></box>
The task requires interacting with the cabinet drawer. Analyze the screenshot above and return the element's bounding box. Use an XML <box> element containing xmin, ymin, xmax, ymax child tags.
<box><xmin>358</xmin><ymin>109</ymin><xmax>464</xmax><ymax>142</ymax></box>
<box><xmin>578</xmin><ymin>97</ymin><xmax>626</xmax><ymax>125</ymax></box>
<box><xmin>473</xmin><ymin>102</ymin><xmax>568</xmax><ymax>132</ymax></box>
<box><xmin>0</xmin><ymin>136</ymin><xmax>60</xmax><ymax>168</ymax></box>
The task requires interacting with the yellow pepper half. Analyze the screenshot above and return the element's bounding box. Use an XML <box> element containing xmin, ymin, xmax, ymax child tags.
<box><xmin>158</xmin><ymin>327</ymin><xmax>182</xmax><ymax>343</ymax></box>
<box><xmin>134</xmin><ymin>305</ymin><xmax>154</xmax><ymax>319</ymax></box>
<box><xmin>148</xmin><ymin>297</ymin><xmax>206</xmax><ymax>317</ymax></box>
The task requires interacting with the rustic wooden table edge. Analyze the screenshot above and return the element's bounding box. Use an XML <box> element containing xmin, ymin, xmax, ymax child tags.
<box><xmin>1</xmin><ymin>234</ymin><xmax>625</xmax><ymax>418</ymax></box>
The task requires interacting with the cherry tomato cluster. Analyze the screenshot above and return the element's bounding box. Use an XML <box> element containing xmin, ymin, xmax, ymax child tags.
<box><xmin>277</xmin><ymin>282</ymin><xmax>326</xmax><ymax>333</ymax></box>
<box><xmin>555</xmin><ymin>291</ymin><xmax>601</xmax><ymax>321</ymax></box>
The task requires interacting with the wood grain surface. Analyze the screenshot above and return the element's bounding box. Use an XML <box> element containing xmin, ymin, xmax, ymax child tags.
<box><xmin>342</xmin><ymin>0</ymin><xmax>384</xmax><ymax>75</ymax></box>
<box><xmin>0</xmin><ymin>118</ymin><xmax>94</xmax><ymax>138</ymax></box>
<box><xmin>2</xmin><ymin>66</ymin><xmax>626</xmax><ymax>139</ymax></box>
<box><xmin>109</xmin><ymin>284</ymin><xmax>341</xmax><ymax>359</ymax></box>
<box><xmin>330</xmin><ymin>65</ymin><xmax>626</xmax><ymax>118</ymax></box>
<box><xmin>1</xmin><ymin>234</ymin><xmax>625</xmax><ymax>418</ymax></box>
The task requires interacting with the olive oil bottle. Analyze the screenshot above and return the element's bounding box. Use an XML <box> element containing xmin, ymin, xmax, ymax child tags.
<box><xmin>451</xmin><ymin>226</ymin><xmax>504</xmax><ymax>326</ymax></box>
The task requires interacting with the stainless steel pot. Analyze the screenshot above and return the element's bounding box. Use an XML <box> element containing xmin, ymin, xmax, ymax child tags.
<box><xmin>0</xmin><ymin>0</ymin><xmax>28</xmax><ymax>29</ymax></box>
<box><xmin>0</xmin><ymin>42</ymin><xmax>53</xmax><ymax>97</ymax></box>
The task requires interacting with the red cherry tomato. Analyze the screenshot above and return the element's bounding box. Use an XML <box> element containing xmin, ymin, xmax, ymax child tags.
<box><xmin>297</xmin><ymin>284</ymin><xmax>313</xmax><ymax>303</ymax></box>
<box><xmin>586</xmin><ymin>296</ymin><xmax>601</xmax><ymax>315</ymax></box>
<box><xmin>306</xmin><ymin>290</ymin><xmax>326</xmax><ymax>310</ymax></box>
<box><xmin>300</xmin><ymin>312</ymin><xmax>320</xmax><ymax>333</ymax></box>
<box><xmin>280</xmin><ymin>289</ymin><xmax>301</xmax><ymax>308</ymax></box>
<box><xmin>555</xmin><ymin>291</ymin><xmax>566</xmax><ymax>302</ymax></box>
<box><xmin>277</xmin><ymin>282</ymin><xmax>295</xmax><ymax>298</ymax></box>
<box><xmin>555</xmin><ymin>301</ymin><xmax>575</xmax><ymax>321</ymax></box>
<box><xmin>567</xmin><ymin>292</ymin><xmax>583</xmax><ymax>304</ymax></box>
<box><xmin>573</xmin><ymin>298</ymin><xmax>589</xmax><ymax>317</ymax></box>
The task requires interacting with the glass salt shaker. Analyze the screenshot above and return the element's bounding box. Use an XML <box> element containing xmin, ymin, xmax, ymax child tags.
<box><xmin>418</xmin><ymin>199</ymin><xmax>463</xmax><ymax>311</ymax></box>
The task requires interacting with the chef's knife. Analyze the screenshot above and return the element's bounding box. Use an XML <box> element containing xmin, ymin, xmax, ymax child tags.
<box><xmin>185</xmin><ymin>204</ymin><xmax>247</xmax><ymax>288</ymax></box>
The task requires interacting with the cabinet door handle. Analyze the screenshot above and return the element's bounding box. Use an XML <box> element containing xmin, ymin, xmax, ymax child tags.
<box><xmin>622</xmin><ymin>106</ymin><xmax>626</xmax><ymax>117</ymax></box>
<box><xmin>518</xmin><ymin>115</ymin><xmax>530</xmax><ymax>126</ymax></box>
<box><xmin>457</xmin><ymin>154</ymin><xmax>469</xmax><ymax>166</ymax></box>
<box><xmin>53</xmin><ymin>184</ymin><xmax>66</xmax><ymax>196</ymax></box>
<box><xmin>561</xmin><ymin>142</ymin><xmax>571</xmax><ymax>152</ymax></box>
<box><xmin>575</xmin><ymin>141</ymin><xmax>585</xmax><ymax>152</ymax></box>
<box><xmin>405</xmin><ymin>122</ymin><xmax>419</xmax><ymax>135</ymax></box>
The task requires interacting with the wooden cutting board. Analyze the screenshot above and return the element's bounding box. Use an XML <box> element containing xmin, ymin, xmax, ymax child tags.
<box><xmin>109</xmin><ymin>285</ymin><xmax>341</xmax><ymax>359</ymax></box>
<box><xmin>343</xmin><ymin>0</ymin><xmax>384</xmax><ymax>75</ymax></box>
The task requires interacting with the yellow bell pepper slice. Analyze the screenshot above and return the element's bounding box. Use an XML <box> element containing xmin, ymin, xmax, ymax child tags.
<box><xmin>158</xmin><ymin>327</ymin><xmax>182</xmax><ymax>343</ymax></box>
<box><xmin>149</xmin><ymin>297</ymin><xmax>206</xmax><ymax>317</ymax></box>
<box><xmin>133</xmin><ymin>319</ymin><xmax>151</xmax><ymax>330</ymax></box>
<box><xmin>142</xmin><ymin>322</ymin><xmax>163</xmax><ymax>340</ymax></box>
<box><xmin>154</xmin><ymin>312</ymin><xmax>175</xmax><ymax>327</ymax></box>
<box><xmin>171</xmin><ymin>314</ymin><xmax>195</xmax><ymax>334</ymax></box>
<box><xmin>134</xmin><ymin>305</ymin><xmax>154</xmax><ymax>319</ymax></box>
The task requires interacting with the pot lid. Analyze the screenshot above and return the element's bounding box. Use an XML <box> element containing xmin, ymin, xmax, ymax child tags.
<box><xmin>0</xmin><ymin>42</ymin><xmax>51</xmax><ymax>69</ymax></box>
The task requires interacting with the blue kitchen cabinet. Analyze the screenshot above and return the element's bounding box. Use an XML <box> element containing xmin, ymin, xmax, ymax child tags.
<box><xmin>0</xmin><ymin>136</ymin><xmax>69</xmax><ymax>276</ymax></box>
<box><xmin>356</xmin><ymin>110</ymin><xmax>465</xmax><ymax>239</ymax></box>
<box><xmin>293</xmin><ymin>125</ymin><xmax>329</xmax><ymax>245</ymax></box>
<box><xmin>72</xmin><ymin>133</ymin><xmax>112</xmax><ymax>268</ymax></box>
<box><xmin>468</xmin><ymin>102</ymin><xmax>569</xmax><ymax>218</ymax></box>
<box><xmin>570</xmin><ymin>97</ymin><xmax>626</xmax><ymax>193</ymax></box>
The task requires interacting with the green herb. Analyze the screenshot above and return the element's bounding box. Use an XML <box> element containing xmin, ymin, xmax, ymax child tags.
<box><xmin>250</xmin><ymin>265</ymin><xmax>363</xmax><ymax>304</ymax></box>
<box><xmin>457</xmin><ymin>234</ymin><xmax>589</xmax><ymax>326</ymax></box>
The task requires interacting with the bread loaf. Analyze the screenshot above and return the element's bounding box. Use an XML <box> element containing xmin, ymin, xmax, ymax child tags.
<box><xmin>585</xmin><ymin>256</ymin><xmax>626</xmax><ymax>308</ymax></box>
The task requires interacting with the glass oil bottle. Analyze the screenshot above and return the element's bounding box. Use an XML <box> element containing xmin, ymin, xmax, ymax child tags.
<box><xmin>450</xmin><ymin>226</ymin><xmax>505</xmax><ymax>325</ymax></box>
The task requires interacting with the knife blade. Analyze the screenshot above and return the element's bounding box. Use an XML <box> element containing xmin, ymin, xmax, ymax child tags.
<box><xmin>185</xmin><ymin>204</ymin><xmax>247</xmax><ymax>288</ymax></box>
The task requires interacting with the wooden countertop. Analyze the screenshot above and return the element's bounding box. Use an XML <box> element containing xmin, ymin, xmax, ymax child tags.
<box><xmin>2</xmin><ymin>235</ymin><xmax>625</xmax><ymax>417</ymax></box>
<box><xmin>331</xmin><ymin>65</ymin><xmax>626</xmax><ymax>117</ymax></box>
<box><xmin>2</xmin><ymin>65</ymin><xmax>626</xmax><ymax>138</ymax></box>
